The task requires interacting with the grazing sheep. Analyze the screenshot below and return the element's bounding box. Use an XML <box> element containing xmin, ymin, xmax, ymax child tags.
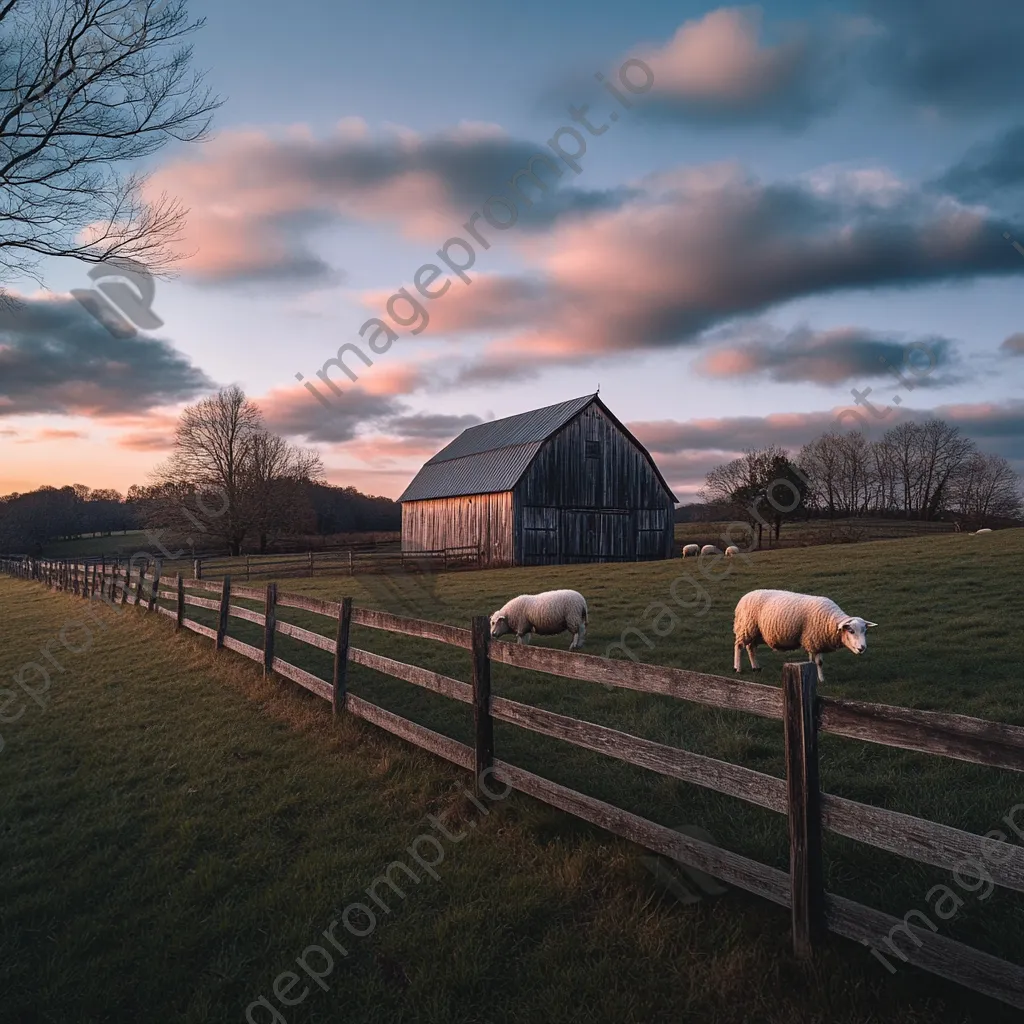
<box><xmin>972</xmin><ymin>528</ymin><xmax>993</xmax><ymax>535</ymax></box>
<box><xmin>724</xmin><ymin>545</ymin><xmax>740</xmax><ymax>557</ymax></box>
<box><xmin>681</xmin><ymin>543</ymin><xmax>700</xmax><ymax>558</ymax></box>
<box><xmin>700</xmin><ymin>544</ymin><xmax>722</xmax><ymax>556</ymax></box>
<box><xmin>732</xmin><ymin>588</ymin><xmax>877</xmax><ymax>684</ymax></box>
<box><xmin>490</xmin><ymin>589</ymin><xmax>588</xmax><ymax>650</ymax></box>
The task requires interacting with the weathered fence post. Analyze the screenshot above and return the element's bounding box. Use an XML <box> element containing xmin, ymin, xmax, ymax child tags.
<box><xmin>333</xmin><ymin>597</ymin><xmax>353</xmax><ymax>716</ymax></box>
<box><xmin>120</xmin><ymin>563</ymin><xmax>130</xmax><ymax>606</ymax></box>
<box><xmin>783</xmin><ymin>661</ymin><xmax>825</xmax><ymax>959</ymax></box>
<box><xmin>193</xmin><ymin>558</ymin><xmax>202</xmax><ymax>580</ymax></box>
<box><xmin>134</xmin><ymin>561</ymin><xmax>146</xmax><ymax>606</ymax></box>
<box><xmin>148</xmin><ymin>560</ymin><xmax>162</xmax><ymax>612</ymax></box>
<box><xmin>175</xmin><ymin>574</ymin><xmax>184</xmax><ymax>630</ymax></box>
<box><xmin>263</xmin><ymin>583</ymin><xmax>277</xmax><ymax>676</ymax></box>
<box><xmin>246</xmin><ymin>556</ymin><xmax>250</xmax><ymax>581</ymax></box>
<box><xmin>216</xmin><ymin>575</ymin><xmax>231</xmax><ymax>650</ymax></box>
<box><xmin>471</xmin><ymin>615</ymin><xmax>493</xmax><ymax>800</ymax></box>
<box><xmin>348</xmin><ymin>550</ymin><xmax>353</xmax><ymax>576</ymax></box>
<box><xmin>308</xmin><ymin>550</ymin><xmax>314</xmax><ymax>578</ymax></box>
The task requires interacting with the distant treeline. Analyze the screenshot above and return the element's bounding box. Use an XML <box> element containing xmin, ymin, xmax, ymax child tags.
<box><xmin>0</xmin><ymin>481</ymin><xmax>400</xmax><ymax>555</ymax></box>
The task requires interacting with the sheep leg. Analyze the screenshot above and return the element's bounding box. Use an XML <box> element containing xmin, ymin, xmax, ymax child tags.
<box><xmin>745</xmin><ymin>643</ymin><xmax>761</xmax><ymax>671</ymax></box>
<box><xmin>812</xmin><ymin>654</ymin><xmax>825</xmax><ymax>684</ymax></box>
<box><xmin>570</xmin><ymin>622</ymin><xmax>586</xmax><ymax>650</ymax></box>
<box><xmin>517</xmin><ymin>632</ymin><xmax>531</xmax><ymax>645</ymax></box>
<box><xmin>734</xmin><ymin>641</ymin><xmax>743</xmax><ymax>673</ymax></box>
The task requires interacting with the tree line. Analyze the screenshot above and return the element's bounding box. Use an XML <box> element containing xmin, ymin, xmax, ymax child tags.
<box><xmin>699</xmin><ymin>419</ymin><xmax>1022</xmax><ymax>543</ymax></box>
<box><xmin>0</xmin><ymin>388</ymin><xmax>401</xmax><ymax>556</ymax></box>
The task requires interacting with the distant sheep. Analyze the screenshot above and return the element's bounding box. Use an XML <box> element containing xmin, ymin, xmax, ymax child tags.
<box><xmin>681</xmin><ymin>543</ymin><xmax>700</xmax><ymax>558</ymax></box>
<box><xmin>732</xmin><ymin>588</ymin><xmax>877</xmax><ymax>684</ymax></box>
<box><xmin>700</xmin><ymin>544</ymin><xmax>722</xmax><ymax>556</ymax></box>
<box><xmin>724</xmin><ymin>546</ymin><xmax>740</xmax><ymax>557</ymax></box>
<box><xmin>490</xmin><ymin>589</ymin><xmax>588</xmax><ymax>650</ymax></box>
<box><xmin>972</xmin><ymin>528</ymin><xmax>993</xmax><ymax>535</ymax></box>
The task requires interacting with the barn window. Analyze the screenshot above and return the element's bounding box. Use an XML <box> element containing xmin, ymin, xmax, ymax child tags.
<box><xmin>585</xmin><ymin>440</ymin><xmax>600</xmax><ymax>459</ymax></box>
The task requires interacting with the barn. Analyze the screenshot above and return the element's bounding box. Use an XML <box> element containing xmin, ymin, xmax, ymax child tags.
<box><xmin>397</xmin><ymin>393</ymin><xmax>678</xmax><ymax>567</ymax></box>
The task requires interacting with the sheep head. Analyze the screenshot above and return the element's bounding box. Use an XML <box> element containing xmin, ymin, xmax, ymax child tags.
<box><xmin>489</xmin><ymin>611</ymin><xmax>512</xmax><ymax>639</ymax></box>
<box><xmin>838</xmin><ymin>616</ymin><xmax>877</xmax><ymax>654</ymax></box>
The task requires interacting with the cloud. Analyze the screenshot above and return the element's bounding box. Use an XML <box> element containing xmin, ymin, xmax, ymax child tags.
<box><xmin>693</xmin><ymin>323</ymin><xmax>962</xmax><ymax>385</ymax></box>
<box><xmin>626</xmin><ymin>6</ymin><xmax>848</xmax><ymax>128</ymax></box>
<box><xmin>148</xmin><ymin>121</ymin><xmax>623</xmax><ymax>287</ymax></box>
<box><xmin>260</xmin><ymin>384</ymin><xmax>407</xmax><ymax>444</ymax></box>
<box><xmin>937</xmin><ymin>125</ymin><xmax>1024</xmax><ymax>201</ymax></box>
<box><xmin>384</xmin><ymin>413</ymin><xmax>483</xmax><ymax>439</ymax></box>
<box><xmin>433</xmin><ymin>162</ymin><xmax>1022</xmax><ymax>378</ymax></box>
<box><xmin>862</xmin><ymin>0</ymin><xmax>1024</xmax><ymax>114</ymax></box>
<box><xmin>1001</xmin><ymin>333</ymin><xmax>1024</xmax><ymax>356</ymax></box>
<box><xmin>0</xmin><ymin>293</ymin><xmax>214</xmax><ymax>417</ymax></box>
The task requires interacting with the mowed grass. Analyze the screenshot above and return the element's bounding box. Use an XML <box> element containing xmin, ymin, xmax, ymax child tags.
<box><xmin>2</xmin><ymin>530</ymin><xmax>1023</xmax><ymax>1022</ymax></box>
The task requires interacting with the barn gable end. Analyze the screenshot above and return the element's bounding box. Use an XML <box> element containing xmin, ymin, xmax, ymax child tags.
<box><xmin>398</xmin><ymin>394</ymin><xmax>677</xmax><ymax>566</ymax></box>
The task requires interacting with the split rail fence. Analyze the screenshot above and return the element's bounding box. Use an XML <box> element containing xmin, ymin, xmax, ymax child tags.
<box><xmin>3</xmin><ymin>554</ymin><xmax>1024</xmax><ymax>1010</ymax></box>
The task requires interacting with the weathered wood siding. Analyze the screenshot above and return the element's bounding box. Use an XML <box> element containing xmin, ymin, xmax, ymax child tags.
<box><xmin>514</xmin><ymin>404</ymin><xmax>674</xmax><ymax>564</ymax></box>
<box><xmin>402</xmin><ymin>492</ymin><xmax>514</xmax><ymax>567</ymax></box>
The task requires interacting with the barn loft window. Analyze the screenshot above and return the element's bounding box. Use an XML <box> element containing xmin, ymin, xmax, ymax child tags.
<box><xmin>585</xmin><ymin>440</ymin><xmax>600</xmax><ymax>459</ymax></box>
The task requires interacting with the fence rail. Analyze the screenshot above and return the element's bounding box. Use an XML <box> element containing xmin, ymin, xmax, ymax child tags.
<box><xmin>3</xmin><ymin>553</ymin><xmax>1023</xmax><ymax>1010</ymax></box>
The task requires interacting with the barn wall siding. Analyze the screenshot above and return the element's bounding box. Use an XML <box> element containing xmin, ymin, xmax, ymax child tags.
<box><xmin>513</xmin><ymin>404</ymin><xmax>675</xmax><ymax>564</ymax></box>
<box><xmin>401</xmin><ymin>492</ymin><xmax>514</xmax><ymax>567</ymax></box>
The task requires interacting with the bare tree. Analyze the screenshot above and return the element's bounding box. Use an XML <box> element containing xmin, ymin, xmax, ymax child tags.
<box><xmin>246</xmin><ymin>431</ymin><xmax>323</xmax><ymax>554</ymax></box>
<box><xmin>151</xmin><ymin>386</ymin><xmax>323</xmax><ymax>555</ymax></box>
<box><xmin>0</xmin><ymin>0</ymin><xmax>221</xmax><ymax>292</ymax></box>
<box><xmin>952</xmin><ymin>453</ymin><xmax>1022</xmax><ymax>523</ymax></box>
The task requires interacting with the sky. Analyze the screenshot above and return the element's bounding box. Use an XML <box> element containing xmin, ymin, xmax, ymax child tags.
<box><xmin>2</xmin><ymin>0</ymin><xmax>1023</xmax><ymax>502</ymax></box>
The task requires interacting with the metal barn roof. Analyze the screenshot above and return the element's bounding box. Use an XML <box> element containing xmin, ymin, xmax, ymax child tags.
<box><xmin>398</xmin><ymin>394</ymin><xmax>678</xmax><ymax>504</ymax></box>
<box><xmin>397</xmin><ymin>394</ymin><xmax>596</xmax><ymax>502</ymax></box>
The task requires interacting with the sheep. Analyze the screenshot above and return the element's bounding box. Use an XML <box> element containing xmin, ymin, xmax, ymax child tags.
<box><xmin>724</xmin><ymin>545</ymin><xmax>740</xmax><ymax>557</ymax></box>
<box><xmin>700</xmin><ymin>544</ymin><xmax>722</xmax><ymax>556</ymax></box>
<box><xmin>681</xmin><ymin>543</ymin><xmax>700</xmax><ymax>558</ymax></box>
<box><xmin>972</xmin><ymin>528</ymin><xmax>993</xmax><ymax>535</ymax></box>
<box><xmin>732</xmin><ymin>588</ymin><xmax>877</xmax><ymax>684</ymax></box>
<box><xmin>490</xmin><ymin>589</ymin><xmax>588</xmax><ymax>650</ymax></box>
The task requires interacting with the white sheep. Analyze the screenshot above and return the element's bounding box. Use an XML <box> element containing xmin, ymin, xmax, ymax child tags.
<box><xmin>490</xmin><ymin>589</ymin><xmax>588</xmax><ymax>650</ymax></box>
<box><xmin>724</xmin><ymin>545</ymin><xmax>740</xmax><ymax>557</ymax></box>
<box><xmin>972</xmin><ymin>528</ymin><xmax>993</xmax><ymax>535</ymax></box>
<box><xmin>681</xmin><ymin>543</ymin><xmax>700</xmax><ymax>558</ymax></box>
<box><xmin>700</xmin><ymin>544</ymin><xmax>722</xmax><ymax>556</ymax></box>
<box><xmin>732</xmin><ymin>588</ymin><xmax>877</xmax><ymax>684</ymax></box>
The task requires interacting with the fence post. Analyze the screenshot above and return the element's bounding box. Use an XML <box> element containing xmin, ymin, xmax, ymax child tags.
<box><xmin>175</xmin><ymin>574</ymin><xmax>184</xmax><ymax>630</ymax></box>
<box><xmin>148</xmin><ymin>560</ymin><xmax>162</xmax><ymax>612</ymax></box>
<box><xmin>194</xmin><ymin>558</ymin><xmax>202</xmax><ymax>580</ymax></box>
<box><xmin>217</xmin><ymin>575</ymin><xmax>231</xmax><ymax>650</ymax></box>
<box><xmin>246</xmin><ymin>556</ymin><xmax>250</xmax><ymax>582</ymax></box>
<box><xmin>348</xmin><ymin>550</ymin><xmax>353</xmax><ymax>576</ymax></box>
<box><xmin>333</xmin><ymin>597</ymin><xmax>353</xmax><ymax>716</ymax></box>
<box><xmin>471</xmin><ymin>615</ymin><xmax>493</xmax><ymax>799</ymax></box>
<box><xmin>308</xmin><ymin>551</ymin><xmax>314</xmax><ymax>578</ymax></box>
<box><xmin>263</xmin><ymin>583</ymin><xmax>277</xmax><ymax>676</ymax></box>
<box><xmin>121</xmin><ymin>563</ymin><xmax>130</xmax><ymax>606</ymax></box>
<box><xmin>134</xmin><ymin>561</ymin><xmax>146</xmax><ymax>606</ymax></box>
<box><xmin>783</xmin><ymin>661</ymin><xmax>825</xmax><ymax>959</ymax></box>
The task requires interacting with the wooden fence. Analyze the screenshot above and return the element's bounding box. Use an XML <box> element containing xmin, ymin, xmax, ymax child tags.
<box><xmin>191</xmin><ymin>544</ymin><xmax>481</xmax><ymax>580</ymax></box>
<box><xmin>3</xmin><ymin>554</ymin><xmax>1024</xmax><ymax>1009</ymax></box>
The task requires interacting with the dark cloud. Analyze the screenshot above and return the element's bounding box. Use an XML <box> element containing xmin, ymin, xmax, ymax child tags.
<box><xmin>0</xmin><ymin>294</ymin><xmax>214</xmax><ymax>417</ymax></box>
<box><xmin>261</xmin><ymin>386</ymin><xmax>407</xmax><ymax>444</ymax></box>
<box><xmin>694</xmin><ymin>324</ymin><xmax>963</xmax><ymax>386</ymax></box>
<box><xmin>1001</xmin><ymin>333</ymin><xmax>1024</xmax><ymax>356</ymax></box>
<box><xmin>384</xmin><ymin>413</ymin><xmax>483</xmax><ymax>439</ymax></box>
<box><xmin>937</xmin><ymin>125</ymin><xmax>1024</xmax><ymax>201</ymax></box>
<box><xmin>862</xmin><ymin>0</ymin><xmax>1024</xmax><ymax>113</ymax></box>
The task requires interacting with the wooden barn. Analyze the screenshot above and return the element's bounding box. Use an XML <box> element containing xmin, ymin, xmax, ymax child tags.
<box><xmin>398</xmin><ymin>393</ymin><xmax>678</xmax><ymax>567</ymax></box>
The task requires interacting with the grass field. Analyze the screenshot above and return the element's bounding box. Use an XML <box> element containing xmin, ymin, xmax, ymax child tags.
<box><xmin>3</xmin><ymin>530</ymin><xmax>1023</xmax><ymax>1022</ymax></box>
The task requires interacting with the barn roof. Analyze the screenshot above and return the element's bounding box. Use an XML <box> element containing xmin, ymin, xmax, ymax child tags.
<box><xmin>398</xmin><ymin>394</ymin><xmax>678</xmax><ymax>504</ymax></box>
